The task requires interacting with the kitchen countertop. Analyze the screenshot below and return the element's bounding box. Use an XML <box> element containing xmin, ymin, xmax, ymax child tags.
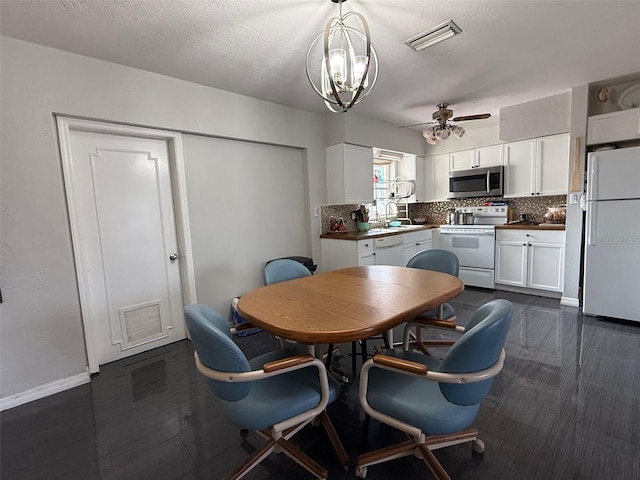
<box><xmin>320</xmin><ymin>224</ymin><xmax>439</xmax><ymax>240</ymax></box>
<box><xmin>496</xmin><ymin>223</ymin><xmax>565</xmax><ymax>230</ymax></box>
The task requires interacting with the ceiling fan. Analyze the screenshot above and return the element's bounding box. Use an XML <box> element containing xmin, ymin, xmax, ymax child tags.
<box><xmin>400</xmin><ymin>103</ymin><xmax>491</xmax><ymax>144</ymax></box>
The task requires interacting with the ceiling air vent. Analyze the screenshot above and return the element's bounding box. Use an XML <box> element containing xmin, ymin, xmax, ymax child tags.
<box><xmin>405</xmin><ymin>20</ymin><xmax>462</xmax><ymax>51</ymax></box>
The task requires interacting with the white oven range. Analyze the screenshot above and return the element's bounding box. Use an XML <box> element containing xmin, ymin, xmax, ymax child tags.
<box><xmin>439</xmin><ymin>207</ymin><xmax>508</xmax><ymax>289</ymax></box>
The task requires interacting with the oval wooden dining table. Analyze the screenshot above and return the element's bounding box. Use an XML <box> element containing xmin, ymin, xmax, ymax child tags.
<box><xmin>237</xmin><ymin>265</ymin><xmax>464</xmax><ymax>345</ymax></box>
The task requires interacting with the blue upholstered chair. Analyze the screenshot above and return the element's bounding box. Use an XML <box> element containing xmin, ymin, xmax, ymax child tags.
<box><xmin>353</xmin><ymin>299</ymin><xmax>512</xmax><ymax>479</ymax></box>
<box><xmin>403</xmin><ymin>249</ymin><xmax>460</xmax><ymax>353</ymax></box>
<box><xmin>263</xmin><ymin>258</ymin><xmax>312</xmax><ymax>285</ymax></box>
<box><xmin>185</xmin><ymin>304</ymin><xmax>349</xmax><ymax>479</ymax></box>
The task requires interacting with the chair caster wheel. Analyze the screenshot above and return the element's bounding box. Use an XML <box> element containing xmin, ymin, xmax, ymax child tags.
<box><xmin>473</xmin><ymin>438</ymin><xmax>485</xmax><ymax>454</ymax></box>
<box><xmin>355</xmin><ymin>466</ymin><xmax>367</xmax><ymax>478</ymax></box>
<box><xmin>240</xmin><ymin>429</ymin><xmax>249</xmax><ymax>439</ymax></box>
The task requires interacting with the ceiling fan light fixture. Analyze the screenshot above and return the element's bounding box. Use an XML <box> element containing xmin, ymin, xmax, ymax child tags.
<box><xmin>404</xmin><ymin>20</ymin><xmax>462</xmax><ymax>51</ymax></box>
<box><xmin>306</xmin><ymin>0</ymin><xmax>379</xmax><ymax>113</ymax></box>
<box><xmin>435</xmin><ymin>128</ymin><xmax>450</xmax><ymax>140</ymax></box>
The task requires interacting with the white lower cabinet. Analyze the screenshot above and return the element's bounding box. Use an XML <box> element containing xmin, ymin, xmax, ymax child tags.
<box><xmin>402</xmin><ymin>230</ymin><xmax>433</xmax><ymax>265</ymax></box>
<box><xmin>321</xmin><ymin>229</ymin><xmax>433</xmax><ymax>271</ymax></box>
<box><xmin>495</xmin><ymin>229</ymin><xmax>565</xmax><ymax>293</ymax></box>
<box><xmin>321</xmin><ymin>238</ymin><xmax>374</xmax><ymax>271</ymax></box>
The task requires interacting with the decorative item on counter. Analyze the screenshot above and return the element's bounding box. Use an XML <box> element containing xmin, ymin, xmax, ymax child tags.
<box><xmin>353</xmin><ymin>204</ymin><xmax>369</xmax><ymax>230</ymax></box>
<box><xmin>336</xmin><ymin>217</ymin><xmax>348</xmax><ymax>231</ymax></box>
<box><xmin>543</xmin><ymin>205</ymin><xmax>566</xmax><ymax>224</ymax></box>
<box><xmin>412</xmin><ymin>216</ymin><xmax>428</xmax><ymax>225</ymax></box>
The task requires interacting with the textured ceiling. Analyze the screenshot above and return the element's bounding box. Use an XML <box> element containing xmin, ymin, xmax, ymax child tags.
<box><xmin>2</xmin><ymin>0</ymin><xmax>640</xmax><ymax>129</ymax></box>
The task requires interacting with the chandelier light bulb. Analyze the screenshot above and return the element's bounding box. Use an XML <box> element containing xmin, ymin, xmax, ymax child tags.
<box><xmin>329</xmin><ymin>49</ymin><xmax>346</xmax><ymax>88</ymax></box>
<box><xmin>352</xmin><ymin>55</ymin><xmax>369</xmax><ymax>89</ymax></box>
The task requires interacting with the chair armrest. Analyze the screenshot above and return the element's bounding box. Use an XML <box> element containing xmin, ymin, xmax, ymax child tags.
<box><xmin>231</xmin><ymin>322</ymin><xmax>257</xmax><ymax>333</ymax></box>
<box><xmin>263</xmin><ymin>354</ymin><xmax>314</xmax><ymax>373</ymax></box>
<box><xmin>194</xmin><ymin>351</ymin><xmax>331</xmax><ymax>432</ymax></box>
<box><xmin>413</xmin><ymin>318</ymin><xmax>459</xmax><ymax>330</ymax></box>
<box><xmin>372</xmin><ymin>354</ymin><xmax>428</xmax><ymax>376</ymax></box>
<box><xmin>358</xmin><ymin>349</ymin><xmax>506</xmax><ymax>440</ymax></box>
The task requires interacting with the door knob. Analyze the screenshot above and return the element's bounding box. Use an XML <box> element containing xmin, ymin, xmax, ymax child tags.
<box><xmin>169</xmin><ymin>253</ymin><xmax>178</xmax><ymax>262</ymax></box>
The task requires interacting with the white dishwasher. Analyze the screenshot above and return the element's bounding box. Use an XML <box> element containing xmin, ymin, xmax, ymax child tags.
<box><xmin>374</xmin><ymin>235</ymin><xmax>405</xmax><ymax>266</ymax></box>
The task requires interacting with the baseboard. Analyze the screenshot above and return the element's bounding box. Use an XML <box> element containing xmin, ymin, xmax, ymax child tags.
<box><xmin>0</xmin><ymin>371</ymin><xmax>91</xmax><ymax>412</ymax></box>
<box><xmin>495</xmin><ymin>284</ymin><xmax>561</xmax><ymax>299</ymax></box>
<box><xmin>560</xmin><ymin>296</ymin><xmax>580</xmax><ymax>308</ymax></box>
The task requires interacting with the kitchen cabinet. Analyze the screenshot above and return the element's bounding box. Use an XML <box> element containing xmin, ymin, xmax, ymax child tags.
<box><xmin>495</xmin><ymin>229</ymin><xmax>565</xmax><ymax>293</ymax></box>
<box><xmin>449</xmin><ymin>145</ymin><xmax>503</xmax><ymax>171</ymax></box>
<box><xmin>326</xmin><ymin>143</ymin><xmax>373</xmax><ymax>204</ymax></box>
<box><xmin>320</xmin><ymin>229</ymin><xmax>433</xmax><ymax>271</ymax></box>
<box><xmin>423</xmin><ymin>153</ymin><xmax>449</xmax><ymax>202</ymax></box>
<box><xmin>402</xmin><ymin>229</ymin><xmax>433</xmax><ymax>265</ymax></box>
<box><xmin>504</xmin><ymin>133</ymin><xmax>569</xmax><ymax>197</ymax></box>
<box><xmin>321</xmin><ymin>238</ymin><xmax>374</xmax><ymax>271</ymax></box>
<box><xmin>587</xmin><ymin>109</ymin><xmax>640</xmax><ymax>145</ymax></box>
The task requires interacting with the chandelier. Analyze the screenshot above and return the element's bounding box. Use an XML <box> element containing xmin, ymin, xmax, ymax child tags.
<box><xmin>423</xmin><ymin>123</ymin><xmax>465</xmax><ymax>145</ymax></box>
<box><xmin>306</xmin><ymin>0</ymin><xmax>379</xmax><ymax>113</ymax></box>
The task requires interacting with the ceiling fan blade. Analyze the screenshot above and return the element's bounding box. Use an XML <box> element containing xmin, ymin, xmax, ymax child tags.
<box><xmin>452</xmin><ymin>113</ymin><xmax>491</xmax><ymax>122</ymax></box>
<box><xmin>398</xmin><ymin>121</ymin><xmax>436</xmax><ymax>129</ymax></box>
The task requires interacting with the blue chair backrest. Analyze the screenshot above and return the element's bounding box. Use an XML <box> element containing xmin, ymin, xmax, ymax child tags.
<box><xmin>406</xmin><ymin>249</ymin><xmax>459</xmax><ymax>277</ymax></box>
<box><xmin>184</xmin><ymin>304</ymin><xmax>252</xmax><ymax>401</ymax></box>
<box><xmin>264</xmin><ymin>259</ymin><xmax>311</xmax><ymax>285</ymax></box>
<box><xmin>438</xmin><ymin>299</ymin><xmax>512</xmax><ymax>406</ymax></box>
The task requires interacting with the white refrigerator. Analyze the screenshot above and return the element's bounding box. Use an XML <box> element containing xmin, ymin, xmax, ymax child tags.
<box><xmin>583</xmin><ymin>145</ymin><xmax>640</xmax><ymax>322</ymax></box>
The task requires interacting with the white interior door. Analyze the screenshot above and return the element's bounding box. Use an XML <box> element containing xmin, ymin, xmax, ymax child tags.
<box><xmin>59</xmin><ymin>119</ymin><xmax>194</xmax><ymax>372</ymax></box>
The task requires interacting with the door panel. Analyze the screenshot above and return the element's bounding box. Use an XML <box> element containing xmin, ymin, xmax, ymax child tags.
<box><xmin>69</xmin><ymin>130</ymin><xmax>186</xmax><ymax>367</ymax></box>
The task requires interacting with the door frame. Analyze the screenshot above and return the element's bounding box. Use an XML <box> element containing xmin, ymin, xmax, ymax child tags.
<box><xmin>56</xmin><ymin>117</ymin><xmax>197</xmax><ymax>373</ymax></box>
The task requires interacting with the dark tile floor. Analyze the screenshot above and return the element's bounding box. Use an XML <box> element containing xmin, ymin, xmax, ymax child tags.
<box><xmin>2</xmin><ymin>288</ymin><xmax>640</xmax><ymax>479</ymax></box>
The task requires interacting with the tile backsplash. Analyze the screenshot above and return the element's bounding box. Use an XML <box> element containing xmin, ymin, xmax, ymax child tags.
<box><xmin>321</xmin><ymin>195</ymin><xmax>567</xmax><ymax>232</ymax></box>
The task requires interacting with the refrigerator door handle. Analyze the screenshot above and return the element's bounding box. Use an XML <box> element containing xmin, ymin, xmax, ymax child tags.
<box><xmin>587</xmin><ymin>154</ymin><xmax>598</xmax><ymax>202</ymax></box>
<box><xmin>586</xmin><ymin>202</ymin><xmax>597</xmax><ymax>246</ymax></box>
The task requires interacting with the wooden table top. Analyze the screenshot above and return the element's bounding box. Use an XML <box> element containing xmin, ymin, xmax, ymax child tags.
<box><xmin>237</xmin><ymin>265</ymin><xmax>464</xmax><ymax>344</ymax></box>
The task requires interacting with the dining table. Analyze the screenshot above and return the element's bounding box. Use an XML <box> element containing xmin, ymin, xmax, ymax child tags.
<box><xmin>237</xmin><ymin>265</ymin><xmax>464</xmax><ymax>348</ymax></box>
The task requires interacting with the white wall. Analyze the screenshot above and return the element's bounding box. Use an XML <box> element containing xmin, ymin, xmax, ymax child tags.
<box><xmin>563</xmin><ymin>85</ymin><xmax>589</xmax><ymax>306</ymax></box>
<box><xmin>182</xmin><ymin>135</ymin><xmax>308</xmax><ymax>315</ymax></box>
<box><xmin>0</xmin><ymin>37</ymin><xmax>327</xmax><ymax>402</ymax></box>
<box><xmin>499</xmin><ymin>92</ymin><xmax>571</xmax><ymax>141</ymax></box>
<box><xmin>326</xmin><ymin>112</ymin><xmax>425</xmax><ymax>155</ymax></box>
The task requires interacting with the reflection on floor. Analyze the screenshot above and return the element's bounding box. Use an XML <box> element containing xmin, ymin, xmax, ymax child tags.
<box><xmin>2</xmin><ymin>288</ymin><xmax>640</xmax><ymax>479</ymax></box>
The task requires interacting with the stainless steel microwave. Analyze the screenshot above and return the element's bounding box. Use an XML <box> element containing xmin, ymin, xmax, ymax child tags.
<box><xmin>448</xmin><ymin>165</ymin><xmax>504</xmax><ymax>199</ymax></box>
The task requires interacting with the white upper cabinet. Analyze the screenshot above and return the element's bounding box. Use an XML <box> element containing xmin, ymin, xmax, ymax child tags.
<box><xmin>449</xmin><ymin>149</ymin><xmax>475</xmax><ymax>171</ymax></box>
<box><xmin>326</xmin><ymin>143</ymin><xmax>373</xmax><ymax>204</ymax></box>
<box><xmin>504</xmin><ymin>133</ymin><xmax>569</xmax><ymax>197</ymax></box>
<box><xmin>475</xmin><ymin>144</ymin><xmax>504</xmax><ymax>168</ymax></box>
<box><xmin>537</xmin><ymin>133</ymin><xmax>570</xmax><ymax>195</ymax></box>
<box><xmin>449</xmin><ymin>145</ymin><xmax>503</xmax><ymax>171</ymax></box>
<box><xmin>423</xmin><ymin>153</ymin><xmax>450</xmax><ymax>202</ymax></box>
<box><xmin>504</xmin><ymin>138</ymin><xmax>536</xmax><ymax>197</ymax></box>
<box><xmin>587</xmin><ymin>109</ymin><xmax>640</xmax><ymax>145</ymax></box>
